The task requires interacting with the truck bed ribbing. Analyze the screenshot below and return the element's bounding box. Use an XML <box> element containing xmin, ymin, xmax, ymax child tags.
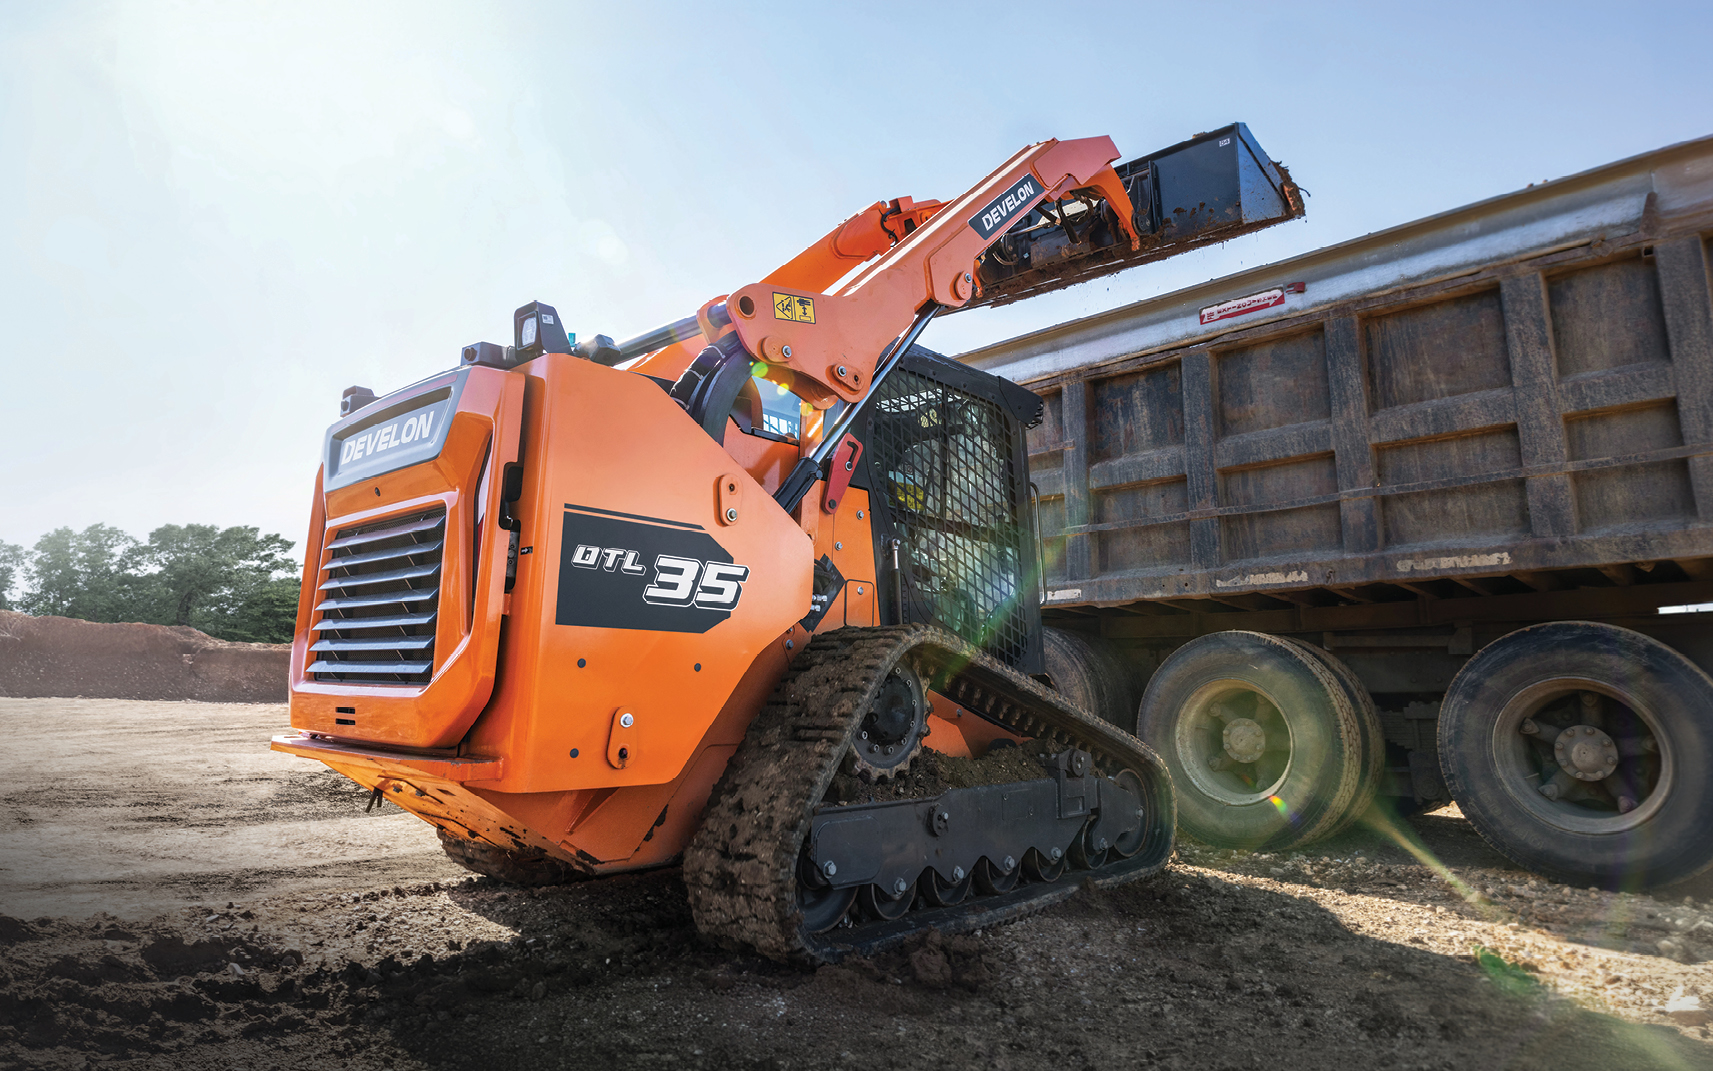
<box><xmin>960</xmin><ymin>134</ymin><xmax>1713</xmax><ymax>617</ymax></box>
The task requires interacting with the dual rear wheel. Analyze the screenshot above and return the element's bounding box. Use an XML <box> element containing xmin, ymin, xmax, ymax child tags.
<box><xmin>1138</xmin><ymin>631</ymin><xmax>1379</xmax><ymax>851</ymax></box>
<box><xmin>1134</xmin><ymin>621</ymin><xmax>1713</xmax><ymax>888</ymax></box>
<box><xmin>1438</xmin><ymin>621</ymin><xmax>1713</xmax><ymax>888</ymax></box>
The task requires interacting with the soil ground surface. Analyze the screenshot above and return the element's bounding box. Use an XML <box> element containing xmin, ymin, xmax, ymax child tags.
<box><xmin>4</xmin><ymin>698</ymin><xmax>1713</xmax><ymax>1070</ymax></box>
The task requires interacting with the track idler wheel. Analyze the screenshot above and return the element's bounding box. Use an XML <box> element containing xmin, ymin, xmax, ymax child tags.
<box><xmin>859</xmin><ymin>881</ymin><xmax>914</xmax><ymax>921</ymax></box>
<box><xmin>974</xmin><ymin>855</ymin><xmax>1020</xmax><ymax>895</ymax></box>
<box><xmin>921</xmin><ymin>867</ymin><xmax>974</xmax><ymax>907</ymax></box>
<box><xmin>1022</xmin><ymin>847</ymin><xmax>1067</xmax><ymax>883</ymax></box>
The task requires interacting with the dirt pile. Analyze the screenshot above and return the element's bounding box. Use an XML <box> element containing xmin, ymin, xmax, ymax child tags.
<box><xmin>0</xmin><ymin>611</ymin><xmax>287</xmax><ymax>702</ymax></box>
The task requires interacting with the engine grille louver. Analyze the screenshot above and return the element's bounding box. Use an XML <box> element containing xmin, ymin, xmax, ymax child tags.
<box><xmin>309</xmin><ymin>508</ymin><xmax>447</xmax><ymax>684</ymax></box>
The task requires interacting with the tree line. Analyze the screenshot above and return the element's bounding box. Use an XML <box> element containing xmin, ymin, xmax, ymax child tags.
<box><xmin>0</xmin><ymin>523</ymin><xmax>299</xmax><ymax>643</ymax></box>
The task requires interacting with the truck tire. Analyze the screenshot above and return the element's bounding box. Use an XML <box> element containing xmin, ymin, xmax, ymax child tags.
<box><xmin>1041</xmin><ymin>626</ymin><xmax>1134</xmax><ymax>728</ymax></box>
<box><xmin>436</xmin><ymin>828</ymin><xmax>584</xmax><ymax>887</ymax></box>
<box><xmin>1288</xmin><ymin>640</ymin><xmax>1385</xmax><ymax>838</ymax></box>
<box><xmin>1138</xmin><ymin>631</ymin><xmax>1363</xmax><ymax>850</ymax></box>
<box><xmin>1438</xmin><ymin>621</ymin><xmax>1713</xmax><ymax>889</ymax></box>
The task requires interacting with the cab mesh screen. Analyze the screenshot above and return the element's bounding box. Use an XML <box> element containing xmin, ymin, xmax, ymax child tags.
<box><xmin>867</xmin><ymin>366</ymin><xmax>1031</xmax><ymax>668</ymax></box>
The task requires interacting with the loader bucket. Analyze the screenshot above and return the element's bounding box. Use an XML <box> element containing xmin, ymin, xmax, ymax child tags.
<box><xmin>967</xmin><ymin>122</ymin><xmax>1304</xmax><ymax>310</ymax></box>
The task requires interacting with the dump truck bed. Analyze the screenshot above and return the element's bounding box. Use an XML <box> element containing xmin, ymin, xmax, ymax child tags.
<box><xmin>963</xmin><ymin>135</ymin><xmax>1713</xmax><ymax>624</ymax></box>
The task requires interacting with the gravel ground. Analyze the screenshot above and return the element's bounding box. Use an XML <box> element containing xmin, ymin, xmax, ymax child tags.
<box><xmin>2</xmin><ymin>698</ymin><xmax>1711</xmax><ymax>1070</ymax></box>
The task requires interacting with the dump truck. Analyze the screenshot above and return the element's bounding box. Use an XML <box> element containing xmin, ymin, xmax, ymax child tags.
<box><xmin>964</xmin><ymin>134</ymin><xmax>1713</xmax><ymax>890</ymax></box>
<box><xmin>272</xmin><ymin>126</ymin><xmax>1304</xmax><ymax>961</ymax></box>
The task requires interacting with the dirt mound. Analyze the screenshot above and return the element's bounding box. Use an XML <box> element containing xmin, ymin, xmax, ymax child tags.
<box><xmin>0</xmin><ymin>611</ymin><xmax>287</xmax><ymax>702</ymax></box>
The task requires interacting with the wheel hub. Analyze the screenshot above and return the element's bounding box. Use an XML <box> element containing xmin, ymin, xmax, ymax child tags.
<box><xmin>1508</xmin><ymin>687</ymin><xmax>1663</xmax><ymax>827</ymax></box>
<box><xmin>846</xmin><ymin>663</ymin><xmax>928</xmax><ymax>781</ymax></box>
<box><xmin>867</xmin><ymin>675</ymin><xmax>917</xmax><ymax>744</ymax></box>
<box><xmin>1222</xmin><ymin>717</ymin><xmax>1267</xmax><ymax>764</ymax></box>
<box><xmin>1555</xmin><ymin>724</ymin><xmax>1618</xmax><ymax>781</ymax></box>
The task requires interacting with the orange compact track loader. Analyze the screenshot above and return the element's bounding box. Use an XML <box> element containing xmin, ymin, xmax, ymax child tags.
<box><xmin>274</xmin><ymin>126</ymin><xmax>1303</xmax><ymax>961</ymax></box>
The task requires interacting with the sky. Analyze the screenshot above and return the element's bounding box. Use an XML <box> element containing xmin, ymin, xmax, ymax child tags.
<box><xmin>3</xmin><ymin>0</ymin><xmax>1711</xmax><ymax>556</ymax></box>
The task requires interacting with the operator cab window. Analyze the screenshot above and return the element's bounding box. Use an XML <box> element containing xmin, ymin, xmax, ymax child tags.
<box><xmin>735</xmin><ymin>367</ymin><xmax>814</xmax><ymax>445</ymax></box>
<box><xmin>755</xmin><ymin>375</ymin><xmax>802</xmax><ymax>439</ymax></box>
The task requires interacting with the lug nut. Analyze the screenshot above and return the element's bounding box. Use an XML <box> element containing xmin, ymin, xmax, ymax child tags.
<box><xmin>893</xmin><ymin>878</ymin><xmax>909</xmax><ymax>895</ymax></box>
<box><xmin>1520</xmin><ymin>718</ymin><xmax>1539</xmax><ymax>736</ymax></box>
<box><xmin>1618</xmin><ymin>796</ymin><xmax>1638</xmax><ymax>814</ymax></box>
<box><xmin>1541</xmin><ymin>783</ymin><xmax>1561</xmax><ymax>801</ymax></box>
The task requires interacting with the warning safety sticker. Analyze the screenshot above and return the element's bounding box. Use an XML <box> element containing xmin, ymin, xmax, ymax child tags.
<box><xmin>773</xmin><ymin>293</ymin><xmax>815</xmax><ymax>324</ymax></box>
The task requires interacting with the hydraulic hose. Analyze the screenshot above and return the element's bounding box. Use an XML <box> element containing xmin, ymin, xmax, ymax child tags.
<box><xmin>772</xmin><ymin>303</ymin><xmax>941</xmax><ymax>513</ymax></box>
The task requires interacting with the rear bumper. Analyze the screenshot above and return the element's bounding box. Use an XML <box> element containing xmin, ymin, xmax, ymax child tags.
<box><xmin>270</xmin><ymin>731</ymin><xmax>503</xmax><ymax>783</ymax></box>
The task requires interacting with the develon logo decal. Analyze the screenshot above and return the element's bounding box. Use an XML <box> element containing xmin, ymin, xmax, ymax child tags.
<box><xmin>969</xmin><ymin>176</ymin><xmax>1042</xmax><ymax>240</ymax></box>
<box><xmin>339</xmin><ymin>410</ymin><xmax>438</xmax><ymax>464</ymax></box>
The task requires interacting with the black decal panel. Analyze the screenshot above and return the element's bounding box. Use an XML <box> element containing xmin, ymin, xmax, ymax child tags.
<box><xmin>799</xmin><ymin>554</ymin><xmax>846</xmax><ymax>631</ymax></box>
<box><xmin>555</xmin><ymin>510</ymin><xmax>748</xmax><ymax>634</ymax></box>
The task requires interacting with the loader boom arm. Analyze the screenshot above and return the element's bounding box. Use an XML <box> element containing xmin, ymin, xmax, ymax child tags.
<box><xmin>763</xmin><ymin>196</ymin><xmax>945</xmax><ymax>293</ymax></box>
<box><xmin>716</xmin><ymin>137</ymin><xmax>1138</xmax><ymax>409</ymax></box>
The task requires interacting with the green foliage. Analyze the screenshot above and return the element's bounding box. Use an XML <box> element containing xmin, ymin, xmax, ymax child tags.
<box><xmin>8</xmin><ymin>523</ymin><xmax>299</xmax><ymax>643</ymax></box>
<box><xmin>0</xmin><ymin>541</ymin><xmax>23</xmax><ymax>611</ymax></box>
<box><xmin>18</xmin><ymin>524</ymin><xmax>140</xmax><ymax>621</ymax></box>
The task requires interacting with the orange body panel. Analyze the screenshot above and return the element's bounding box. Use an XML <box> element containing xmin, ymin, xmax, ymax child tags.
<box><xmin>280</xmin><ymin>354</ymin><xmax>817</xmax><ymax>872</ymax></box>
<box><xmin>809</xmin><ymin>487</ymin><xmax>876</xmax><ymax>631</ymax></box>
<box><xmin>289</xmin><ymin>367</ymin><xmax>524</xmax><ymax>749</ymax></box>
<box><xmin>923</xmin><ymin>689</ymin><xmax>1026</xmax><ymax>760</ymax></box>
<box><xmin>461</xmin><ymin>355</ymin><xmax>812</xmax><ymax>794</ymax></box>
<box><xmin>722</xmin><ymin>420</ymin><xmax>800</xmax><ymax>496</ymax></box>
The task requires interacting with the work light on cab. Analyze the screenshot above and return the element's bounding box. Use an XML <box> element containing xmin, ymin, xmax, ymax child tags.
<box><xmin>512</xmin><ymin>300</ymin><xmax>572</xmax><ymax>362</ymax></box>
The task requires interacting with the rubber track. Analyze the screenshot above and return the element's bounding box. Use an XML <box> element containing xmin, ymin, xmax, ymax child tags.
<box><xmin>684</xmin><ymin>625</ymin><xmax>1175</xmax><ymax>963</ymax></box>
